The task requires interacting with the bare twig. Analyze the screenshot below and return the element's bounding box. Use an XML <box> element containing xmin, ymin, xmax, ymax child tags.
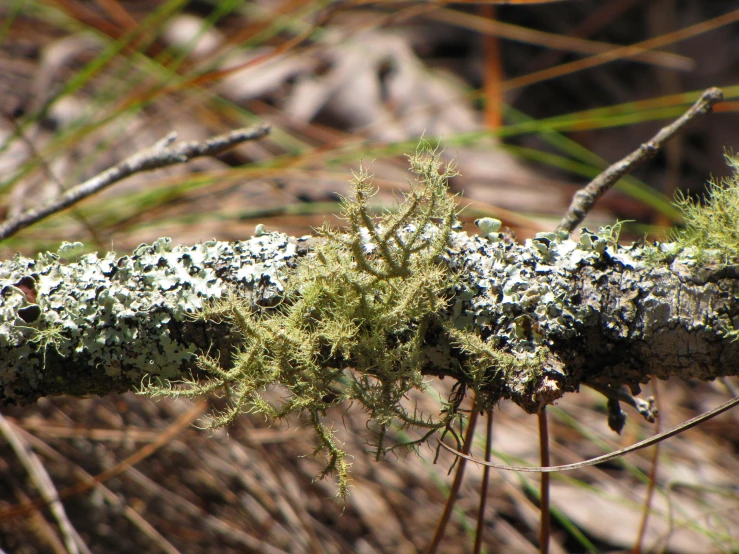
<box><xmin>558</xmin><ymin>87</ymin><xmax>723</xmax><ymax>233</ymax></box>
<box><xmin>472</xmin><ymin>409</ymin><xmax>493</xmax><ymax>554</ymax></box>
<box><xmin>438</xmin><ymin>394</ymin><xmax>739</xmax><ymax>473</ymax></box>
<box><xmin>633</xmin><ymin>382</ymin><xmax>662</xmax><ymax>554</ymax></box>
<box><xmin>538</xmin><ymin>407</ymin><xmax>550</xmax><ymax>554</ymax></box>
<box><xmin>587</xmin><ymin>383</ymin><xmax>658</xmax><ymax>429</ymax></box>
<box><xmin>426</xmin><ymin>406</ymin><xmax>479</xmax><ymax>554</ymax></box>
<box><xmin>0</xmin><ymin>123</ymin><xmax>271</xmax><ymax>242</ymax></box>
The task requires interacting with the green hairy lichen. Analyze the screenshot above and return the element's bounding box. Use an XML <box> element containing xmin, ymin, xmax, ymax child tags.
<box><xmin>142</xmin><ymin>142</ymin><xmax>474</xmax><ymax>498</ymax></box>
<box><xmin>663</xmin><ymin>151</ymin><xmax>739</xmax><ymax>265</ymax></box>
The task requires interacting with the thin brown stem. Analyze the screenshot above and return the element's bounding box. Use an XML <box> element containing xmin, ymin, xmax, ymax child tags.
<box><xmin>481</xmin><ymin>5</ymin><xmax>503</xmax><ymax>129</ymax></box>
<box><xmin>633</xmin><ymin>382</ymin><xmax>662</xmax><ymax>554</ymax></box>
<box><xmin>538</xmin><ymin>407</ymin><xmax>550</xmax><ymax>554</ymax></box>
<box><xmin>473</xmin><ymin>409</ymin><xmax>494</xmax><ymax>554</ymax></box>
<box><xmin>426</xmin><ymin>405</ymin><xmax>479</xmax><ymax>554</ymax></box>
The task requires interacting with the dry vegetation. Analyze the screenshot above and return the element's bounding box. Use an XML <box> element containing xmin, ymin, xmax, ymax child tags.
<box><xmin>0</xmin><ymin>1</ymin><xmax>738</xmax><ymax>553</ymax></box>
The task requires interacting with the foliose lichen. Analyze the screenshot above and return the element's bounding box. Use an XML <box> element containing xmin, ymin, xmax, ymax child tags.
<box><xmin>0</xmin><ymin>232</ymin><xmax>298</xmax><ymax>402</ymax></box>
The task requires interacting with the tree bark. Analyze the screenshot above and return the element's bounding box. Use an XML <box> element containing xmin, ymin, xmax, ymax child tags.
<box><xmin>2</xmin><ymin>228</ymin><xmax>738</xmax><ymax>410</ymax></box>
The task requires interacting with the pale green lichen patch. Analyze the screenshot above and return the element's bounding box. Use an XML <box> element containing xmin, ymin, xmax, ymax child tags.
<box><xmin>643</xmin><ymin>151</ymin><xmax>739</xmax><ymax>342</ymax></box>
<box><xmin>671</xmin><ymin>152</ymin><xmax>739</xmax><ymax>263</ymax></box>
<box><xmin>448</xmin><ymin>222</ymin><xmax>607</xmax><ymax>354</ymax></box>
<box><xmin>0</xmin><ymin>231</ymin><xmax>299</xmax><ymax>402</ymax></box>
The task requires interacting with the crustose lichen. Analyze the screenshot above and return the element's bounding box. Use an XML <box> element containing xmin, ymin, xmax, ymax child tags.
<box><xmin>142</xmin><ymin>142</ymin><xmax>476</xmax><ymax>498</ymax></box>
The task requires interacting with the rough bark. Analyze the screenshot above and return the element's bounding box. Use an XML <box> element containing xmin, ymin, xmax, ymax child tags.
<box><xmin>1</xmin><ymin>228</ymin><xmax>738</xmax><ymax>410</ymax></box>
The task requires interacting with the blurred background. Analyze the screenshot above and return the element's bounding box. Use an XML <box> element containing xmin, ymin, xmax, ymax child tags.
<box><xmin>1</xmin><ymin>1</ymin><xmax>738</xmax><ymax>552</ymax></box>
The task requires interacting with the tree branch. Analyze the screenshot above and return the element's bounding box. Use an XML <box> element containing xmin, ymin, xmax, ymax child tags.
<box><xmin>0</xmin><ymin>124</ymin><xmax>271</xmax><ymax>242</ymax></box>
<box><xmin>2</xmin><ymin>226</ymin><xmax>738</xmax><ymax>409</ymax></box>
<box><xmin>558</xmin><ymin>87</ymin><xmax>723</xmax><ymax>232</ymax></box>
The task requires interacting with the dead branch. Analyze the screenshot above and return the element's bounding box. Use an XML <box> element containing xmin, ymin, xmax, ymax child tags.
<box><xmin>0</xmin><ymin>124</ymin><xmax>271</xmax><ymax>242</ymax></box>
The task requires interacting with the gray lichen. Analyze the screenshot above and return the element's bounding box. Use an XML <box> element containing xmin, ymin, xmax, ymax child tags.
<box><xmin>0</xmin><ymin>232</ymin><xmax>302</xmax><ymax>403</ymax></box>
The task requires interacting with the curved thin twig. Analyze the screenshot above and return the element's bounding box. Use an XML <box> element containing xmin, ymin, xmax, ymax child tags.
<box><xmin>0</xmin><ymin>124</ymin><xmax>271</xmax><ymax>241</ymax></box>
<box><xmin>558</xmin><ymin>87</ymin><xmax>723</xmax><ymax>233</ymax></box>
<box><xmin>439</xmin><ymin>394</ymin><xmax>739</xmax><ymax>473</ymax></box>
